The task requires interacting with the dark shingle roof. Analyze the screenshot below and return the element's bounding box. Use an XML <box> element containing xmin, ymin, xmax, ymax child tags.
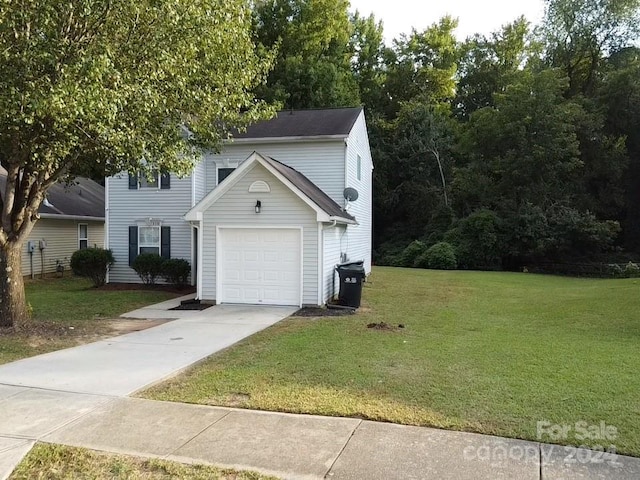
<box><xmin>0</xmin><ymin>172</ymin><xmax>104</xmax><ymax>219</ymax></box>
<box><xmin>261</xmin><ymin>156</ymin><xmax>355</xmax><ymax>222</ymax></box>
<box><xmin>234</xmin><ymin>107</ymin><xmax>363</xmax><ymax>139</ymax></box>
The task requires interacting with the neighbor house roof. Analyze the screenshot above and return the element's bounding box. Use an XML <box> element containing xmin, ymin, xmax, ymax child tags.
<box><xmin>185</xmin><ymin>152</ymin><xmax>356</xmax><ymax>224</ymax></box>
<box><xmin>261</xmin><ymin>156</ymin><xmax>355</xmax><ymax>221</ymax></box>
<box><xmin>0</xmin><ymin>169</ymin><xmax>105</xmax><ymax>220</ymax></box>
<box><xmin>232</xmin><ymin>107</ymin><xmax>363</xmax><ymax>140</ymax></box>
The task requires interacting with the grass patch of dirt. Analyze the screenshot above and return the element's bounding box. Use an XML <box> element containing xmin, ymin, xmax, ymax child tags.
<box><xmin>10</xmin><ymin>443</ymin><xmax>277</xmax><ymax>480</ymax></box>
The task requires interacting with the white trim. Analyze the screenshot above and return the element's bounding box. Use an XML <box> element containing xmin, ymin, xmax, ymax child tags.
<box><xmin>78</xmin><ymin>223</ymin><xmax>89</xmax><ymax>250</ymax></box>
<box><xmin>185</xmin><ymin>152</ymin><xmax>354</xmax><ymax>224</ymax></box>
<box><xmin>317</xmin><ymin>223</ymin><xmax>323</xmax><ymax>306</ymax></box>
<box><xmin>105</xmin><ymin>176</ymin><xmax>109</xmax><ymax>283</ymax></box>
<box><xmin>225</xmin><ymin>134</ymin><xmax>348</xmax><ymax>145</ymax></box>
<box><xmin>216</xmin><ymin>225</ymin><xmax>303</xmax><ymax>307</ymax></box>
<box><xmin>191</xmin><ymin>168</ymin><xmax>196</xmax><ymax>207</ymax></box>
<box><xmin>39</xmin><ymin>213</ymin><xmax>105</xmax><ymax>221</ymax></box>
<box><xmin>197</xmin><ymin>221</ymin><xmax>203</xmax><ymax>300</ymax></box>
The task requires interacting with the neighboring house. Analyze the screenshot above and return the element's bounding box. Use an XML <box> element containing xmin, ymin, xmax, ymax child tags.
<box><xmin>0</xmin><ymin>171</ymin><xmax>105</xmax><ymax>277</ymax></box>
<box><xmin>106</xmin><ymin>107</ymin><xmax>373</xmax><ymax>306</ymax></box>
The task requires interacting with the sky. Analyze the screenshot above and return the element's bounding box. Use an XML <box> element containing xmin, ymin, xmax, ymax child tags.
<box><xmin>348</xmin><ymin>0</ymin><xmax>546</xmax><ymax>42</ymax></box>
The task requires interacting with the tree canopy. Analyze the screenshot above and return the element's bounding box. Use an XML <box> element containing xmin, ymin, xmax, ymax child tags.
<box><xmin>0</xmin><ymin>0</ymin><xmax>274</xmax><ymax>325</ymax></box>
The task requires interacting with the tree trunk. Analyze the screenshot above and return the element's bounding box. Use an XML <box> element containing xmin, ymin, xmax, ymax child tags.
<box><xmin>0</xmin><ymin>242</ymin><xmax>29</xmax><ymax>328</ymax></box>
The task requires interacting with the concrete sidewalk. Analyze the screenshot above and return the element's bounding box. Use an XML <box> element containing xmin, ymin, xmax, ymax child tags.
<box><xmin>1</xmin><ymin>393</ymin><xmax>638</xmax><ymax>480</ymax></box>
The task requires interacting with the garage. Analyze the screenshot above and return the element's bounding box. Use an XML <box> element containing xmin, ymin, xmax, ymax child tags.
<box><xmin>217</xmin><ymin>227</ymin><xmax>302</xmax><ymax>306</ymax></box>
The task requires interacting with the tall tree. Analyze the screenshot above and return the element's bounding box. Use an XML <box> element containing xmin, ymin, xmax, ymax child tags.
<box><xmin>540</xmin><ymin>0</ymin><xmax>640</xmax><ymax>96</ymax></box>
<box><xmin>253</xmin><ymin>0</ymin><xmax>359</xmax><ymax>108</ymax></box>
<box><xmin>349</xmin><ymin>11</ymin><xmax>385</xmax><ymax>112</ymax></box>
<box><xmin>0</xmin><ymin>0</ymin><xmax>274</xmax><ymax>326</ymax></box>
<box><xmin>455</xmin><ymin>17</ymin><xmax>534</xmax><ymax>119</ymax></box>
<box><xmin>383</xmin><ymin>17</ymin><xmax>459</xmax><ymax>118</ymax></box>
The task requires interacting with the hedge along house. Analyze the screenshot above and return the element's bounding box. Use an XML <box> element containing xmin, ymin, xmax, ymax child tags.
<box><xmin>106</xmin><ymin>107</ymin><xmax>373</xmax><ymax>306</ymax></box>
<box><xmin>0</xmin><ymin>169</ymin><xmax>105</xmax><ymax>278</ymax></box>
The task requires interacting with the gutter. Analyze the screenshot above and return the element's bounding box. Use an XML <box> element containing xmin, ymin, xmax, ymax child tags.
<box><xmin>329</xmin><ymin>215</ymin><xmax>358</xmax><ymax>226</ymax></box>
<box><xmin>225</xmin><ymin>134</ymin><xmax>348</xmax><ymax>145</ymax></box>
<box><xmin>39</xmin><ymin>213</ymin><xmax>105</xmax><ymax>222</ymax></box>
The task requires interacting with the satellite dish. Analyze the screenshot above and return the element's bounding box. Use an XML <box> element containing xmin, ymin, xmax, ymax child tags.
<box><xmin>343</xmin><ymin>187</ymin><xmax>359</xmax><ymax>202</ymax></box>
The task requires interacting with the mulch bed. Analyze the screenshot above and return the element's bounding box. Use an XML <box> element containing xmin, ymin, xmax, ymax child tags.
<box><xmin>98</xmin><ymin>283</ymin><xmax>196</xmax><ymax>295</ymax></box>
<box><xmin>293</xmin><ymin>306</ymin><xmax>356</xmax><ymax>317</ymax></box>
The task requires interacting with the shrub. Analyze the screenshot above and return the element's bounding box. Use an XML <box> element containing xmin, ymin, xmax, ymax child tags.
<box><xmin>445</xmin><ymin>209</ymin><xmax>501</xmax><ymax>269</ymax></box>
<box><xmin>396</xmin><ymin>240</ymin><xmax>427</xmax><ymax>267</ymax></box>
<box><xmin>70</xmin><ymin>248</ymin><xmax>115</xmax><ymax>287</ymax></box>
<box><xmin>625</xmin><ymin>261</ymin><xmax>640</xmax><ymax>278</ymax></box>
<box><xmin>132</xmin><ymin>253</ymin><xmax>165</xmax><ymax>285</ymax></box>
<box><xmin>608</xmin><ymin>264</ymin><xmax>624</xmax><ymax>278</ymax></box>
<box><xmin>415</xmin><ymin>242</ymin><xmax>457</xmax><ymax>270</ymax></box>
<box><xmin>161</xmin><ymin>258</ymin><xmax>191</xmax><ymax>287</ymax></box>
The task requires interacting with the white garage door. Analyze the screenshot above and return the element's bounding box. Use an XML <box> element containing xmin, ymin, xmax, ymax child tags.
<box><xmin>218</xmin><ymin>228</ymin><xmax>301</xmax><ymax>306</ymax></box>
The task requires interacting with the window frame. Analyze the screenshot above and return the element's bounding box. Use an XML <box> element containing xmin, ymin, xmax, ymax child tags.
<box><xmin>217</xmin><ymin>167</ymin><xmax>236</xmax><ymax>185</ymax></box>
<box><xmin>138</xmin><ymin>225</ymin><xmax>161</xmax><ymax>255</ymax></box>
<box><xmin>78</xmin><ymin>223</ymin><xmax>88</xmax><ymax>250</ymax></box>
<box><xmin>356</xmin><ymin>155</ymin><xmax>362</xmax><ymax>181</ymax></box>
<box><xmin>138</xmin><ymin>170</ymin><xmax>160</xmax><ymax>189</ymax></box>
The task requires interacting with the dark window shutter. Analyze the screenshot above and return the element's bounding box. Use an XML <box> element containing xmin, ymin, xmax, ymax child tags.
<box><xmin>128</xmin><ymin>226</ymin><xmax>138</xmax><ymax>265</ymax></box>
<box><xmin>128</xmin><ymin>174</ymin><xmax>138</xmax><ymax>189</ymax></box>
<box><xmin>160</xmin><ymin>173</ymin><xmax>170</xmax><ymax>189</ymax></box>
<box><xmin>161</xmin><ymin>226</ymin><xmax>171</xmax><ymax>259</ymax></box>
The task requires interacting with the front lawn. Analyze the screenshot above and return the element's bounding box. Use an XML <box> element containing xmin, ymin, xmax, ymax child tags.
<box><xmin>142</xmin><ymin>267</ymin><xmax>640</xmax><ymax>456</ymax></box>
<box><xmin>0</xmin><ymin>276</ymin><xmax>178</xmax><ymax>365</ymax></box>
<box><xmin>10</xmin><ymin>443</ymin><xmax>276</xmax><ymax>480</ymax></box>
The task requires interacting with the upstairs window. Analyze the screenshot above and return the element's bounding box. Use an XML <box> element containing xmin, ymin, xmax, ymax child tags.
<box><xmin>139</xmin><ymin>171</ymin><xmax>159</xmax><ymax>189</ymax></box>
<box><xmin>357</xmin><ymin>155</ymin><xmax>362</xmax><ymax>181</ymax></box>
<box><xmin>128</xmin><ymin>172</ymin><xmax>170</xmax><ymax>189</ymax></box>
<box><xmin>217</xmin><ymin>167</ymin><xmax>235</xmax><ymax>184</ymax></box>
<box><xmin>78</xmin><ymin>224</ymin><xmax>88</xmax><ymax>249</ymax></box>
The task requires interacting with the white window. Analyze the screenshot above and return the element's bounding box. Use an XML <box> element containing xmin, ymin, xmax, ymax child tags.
<box><xmin>78</xmin><ymin>224</ymin><xmax>88</xmax><ymax>249</ymax></box>
<box><xmin>357</xmin><ymin>155</ymin><xmax>362</xmax><ymax>181</ymax></box>
<box><xmin>139</xmin><ymin>226</ymin><xmax>160</xmax><ymax>255</ymax></box>
<box><xmin>139</xmin><ymin>170</ymin><xmax>159</xmax><ymax>189</ymax></box>
<box><xmin>217</xmin><ymin>167</ymin><xmax>235</xmax><ymax>184</ymax></box>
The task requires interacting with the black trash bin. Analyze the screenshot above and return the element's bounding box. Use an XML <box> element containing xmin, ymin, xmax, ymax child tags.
<box><xmin>336</xmin><ymin>261</ymin><xmax>366</xmax><ymax>308</ymax></box>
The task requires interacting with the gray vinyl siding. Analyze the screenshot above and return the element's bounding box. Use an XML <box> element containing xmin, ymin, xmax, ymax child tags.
<box><xmin>200</xmin><ymin>163</ymin><xmax>319</xmax><ymax>305</ymax></box>
<box><xmin>344</xmin><ymin>111</ymin><xmax>373</xmax><ymax>273</ymax></box>
<box><xmin>193</xmin><ymin>160</ymin><xmax>207</xmax><ymax>205</ymax></box>
<box><xmin>107</xmin><ymin>172</ymin><xmax>192</xmax><ymax>283</ymax></box>
<box><xmin>204</xmin><ymin>141</ymin><xmax>346</xmax><ymax>205</ymax></box>
<box><xmin>322</xmin><ymin>224</ymin><xmax>345</xmax><ymax>303</ymax></box>
<box><xmin>22</xmin><ymin>218</ymin><xmax>104</xmax><ymax>277</ymax></box>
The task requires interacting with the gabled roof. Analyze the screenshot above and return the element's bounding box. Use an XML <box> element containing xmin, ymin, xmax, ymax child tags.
<box><xmin>260</xmin><ymin>156</ymin><xmax>354</xmax><ymax>221</ymax></box>
<box><xmin>185</xmin><ymin>152</ymin><xmax>356</xmax><ymax>224</ymax></box>
<box><xmin>232</xmin><ymin>107</ymin><xmax>363</xmax><ymax>140</ymax></box>
<box><xmin>0</xmin><ymin>169</ymin><xmax>105</xmax><ymax>220</ymax></box>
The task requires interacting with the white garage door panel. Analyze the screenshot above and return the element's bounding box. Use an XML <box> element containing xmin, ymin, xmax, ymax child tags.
<box><xmin>219</xmin><ymin>228</ymin><xmax>301</xmax><ymax>306</ymax></box>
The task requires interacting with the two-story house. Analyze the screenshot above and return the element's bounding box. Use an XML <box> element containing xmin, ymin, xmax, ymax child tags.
<box><xmin>105</xmin><ymin>107</ymin><xmax>372</xmax><ymax>307</ymax></box>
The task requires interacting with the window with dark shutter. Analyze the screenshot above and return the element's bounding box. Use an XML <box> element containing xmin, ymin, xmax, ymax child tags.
<box><xmin>128</xmin><ymin>226</ymin><xmax>138</xmax><ymax>265</ymax></box>
<box><xmin>160</xmin><ymin>173</ymin><xmax>171</xmax><ymax>189</ymax></box>
<box><xmin>128</xmin><ymin>174</ymin><xmax>138</xmax><ymax>189</ymax></box>
<box><xmin>161</xmin><ymin>226</ymin><xmax>171</xmax><ymax>258</ymax></box>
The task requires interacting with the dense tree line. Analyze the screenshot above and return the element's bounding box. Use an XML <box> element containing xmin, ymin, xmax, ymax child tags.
<box><xmin>252</xmin><ymin>0</ymin><xmax>640</xmax><ymax>270</ymax></box>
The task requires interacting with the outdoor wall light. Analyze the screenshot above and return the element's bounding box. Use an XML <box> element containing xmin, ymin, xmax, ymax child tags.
<box><xmin>255</xmin><ymin>200</ymin><xmax>262</xmax><ymax>213</ymax></box>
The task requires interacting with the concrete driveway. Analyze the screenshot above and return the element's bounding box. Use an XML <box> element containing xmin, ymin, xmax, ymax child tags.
<box><xmin>0</xmin><ymin>303</ymin><xmax>296</xmax><ymax>396</ymax></box>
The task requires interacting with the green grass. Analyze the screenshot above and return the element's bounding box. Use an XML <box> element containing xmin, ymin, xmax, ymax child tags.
<box><xmin>10</xmin><ymin>443</ymin><xmax>277</xmax><ymax>479</ymax></box>
<box><xmin>0</xmin><ymin>276</ymin><xmax>177</xmax><ymax>365</ymax></box>
<box><xmin>141</xmin><ymin>267</ymin><xmax>640</xmax><ymax>456</ymax></box>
